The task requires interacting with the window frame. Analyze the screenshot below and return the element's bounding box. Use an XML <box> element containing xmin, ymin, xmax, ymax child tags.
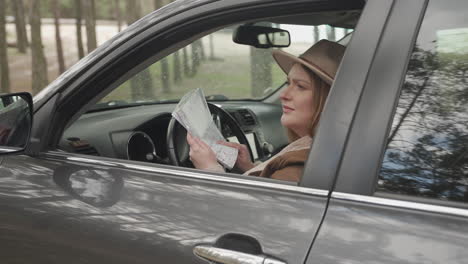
<box><xmin>332</xmin><ymin>0</ymin><xmax>468</xmax><ymax>211</ymax></box>
<box><xmin>302</xmin><ymin>0</ymin><xmax>396</xmax><ymax>190</ymax></box>
<box><xmin>24</xmin><ymin>0</ymin><xmax>369</xmax><ymax>188</ymax></box>
<box><xmin>331</xmin><ymin>0</ymin><xmax>440</xmax><ymax>197</ymax></box>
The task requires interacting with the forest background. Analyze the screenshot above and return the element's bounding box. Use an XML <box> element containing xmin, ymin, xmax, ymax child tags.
<box><xmin>0</xmin><ymin>0</ymin><xmax>344</xmax><ymax>97</ymax></box>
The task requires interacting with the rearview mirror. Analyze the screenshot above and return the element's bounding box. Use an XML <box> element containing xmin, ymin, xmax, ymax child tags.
<box><xmin>233</xmin><ymin>25</ymin><xmax>290</xmax><ymax>48</ymax></box>
<box><xmin>0</xmin><ymin>92</ymin><xmax>33</xmax><ymax>154</ymax></box>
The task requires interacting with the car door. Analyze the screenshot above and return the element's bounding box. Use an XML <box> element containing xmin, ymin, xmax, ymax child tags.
<box><xmin>308</xmin><ymin>0</ymin><xmax>468</xmax><ymax>263</ymax></box>
<box><xmin>0</xmin><ymin>0</ymin><xmax>389</xmax><ymax>263</ymax></box>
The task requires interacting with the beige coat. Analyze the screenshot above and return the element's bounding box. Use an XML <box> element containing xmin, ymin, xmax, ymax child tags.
<box><xmin>244</xmin><ymin>136</ymin><xmax>312</xmax><ymax>182</ymax></box>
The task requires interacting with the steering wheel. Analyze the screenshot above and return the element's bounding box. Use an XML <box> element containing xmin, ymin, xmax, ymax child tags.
<box><xmin>166</xmin><ymin>103</ymin><xmax>253</xmax><ymax>168</ymax></box>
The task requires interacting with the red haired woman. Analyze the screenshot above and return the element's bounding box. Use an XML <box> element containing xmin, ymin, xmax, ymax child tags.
<box><xmin>187</xmin><ymin>40</ymin><xmax>345</xmax><ymax>182</ymax></box>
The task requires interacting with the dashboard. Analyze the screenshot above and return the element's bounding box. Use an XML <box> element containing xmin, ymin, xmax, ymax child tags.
<box><xmin>60</xmin><ymin>101</ymin><xmax>289</xmax><ymax>165</ymax></box>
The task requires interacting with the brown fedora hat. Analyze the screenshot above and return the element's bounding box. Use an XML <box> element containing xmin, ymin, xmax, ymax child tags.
<box><xmin>272</xmin><ymin>39</ymin><xmax>345</xmax><ymax>85</ymax></box>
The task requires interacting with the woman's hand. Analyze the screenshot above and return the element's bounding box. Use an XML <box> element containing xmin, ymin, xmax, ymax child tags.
<box><xmin>186</xmin><ymin>133</ymin><xmax>221</xmax><ymax>171</ymax></box>
<box><xmin>218</xmin><ymin>141</ymin><xmax>254</xmax><ymax>173</ymax></box>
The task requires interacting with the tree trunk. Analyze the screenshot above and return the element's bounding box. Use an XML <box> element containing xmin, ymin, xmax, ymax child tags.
<box><xmin>154</xmin><ymin>0</ymin><xmax>171</xmax><ymax>92</ymax></box>
<box><xmin>386</xmin><ymin>76</ymin><xmax>430</xmax><ymax>148</ymax></box>
<box><xmin>327</xmin><ymin>25</ymin><xmax>336</xmax><ymax>41</ymax></box>
<box><xmin>169</xmin><ymin>0</ymin><xmax>182</xmax><ymax>83</ymax></box>
<box><xmin>172</xmin><ymin>50</ymin><xmax>182</xmax><ymax>84</ymax></box>
<box><xmin>199</xmin><ymin>39</ymin><xmax>205</xmax><ymax>61</ymax></box>
<box><xmin>10</xmin><ymin>0</ymin><xmax>29</xmax><ymax>53</ymax></box>
<box><xmin>0</xmin><ymin>0</ymin><xmax>10</xmax><ymax>93</ymax></box>
<box><xmin>130</xmin><ymin>70</ymin><xmax>154</xmax><ymax>100</ymax></box>
<box><xmin>126</xmin><ymin>0</ymin><xmax>140</xmax><ymax>25</ymax></box>
<box><xmin>114</xmin><ymin>0</ymin><xmax>122</xmax><ymax>32</ymax></box>
<box><xmin>250</xmin><ymin>22</ymin><xmax>273</xmax><ymax>97</ymax></box>
<box><xmin>250</xmin><ymin>46</ymin><xmax>272</xmax><ymax>97</ymax></box>
<box><xmin>126</xmin><ymin>0</ymin><xmax>154</xmax><ymax>99</ymax></box>
<box><xmin>313</xmin><ymin>26</ymin><xmax>320</xmax><ymax>43</ymax></box>
<box><xmin>30</xmin><ymin>0</ymin><xmax>48</xmax><ymax>94</ymax></box>
<box><xmin>160</xmin><ymin>58</ymin><xmax>170</xmax><ymax>93</ymax></box>
<box><xmin>75</xmin><ymin>0</ymin><xmax>85</xmax><ymax>59</ymax></box>
<box><xmin>190</xmin><ymin>40</ymin><xmax>203</xmax><ymax>76</ymax></box>
<box><xmin>52</xmin><ymin>0</ymin><xmax>66</xmax><ymax>74</ymax></box>
<box><xmin>139</xmin><ymin>0</ymin><xmax>153</xmax><ymax>14</ymax></box>
<box><xmin>209</xmin><ymin>34</ymin><xmax>215</xmax><ymax>60</ymax></box>
<box><xmin>182</xmin><ymin>47</ymin><xmax>190</xmax><ymax>76</ymax></box>
<box><xmin>83</xmin><ymin>0</ymin><xmax>97</xmax><ymax>53</ymax></box>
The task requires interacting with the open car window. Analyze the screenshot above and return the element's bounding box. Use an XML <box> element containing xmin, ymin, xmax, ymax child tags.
<box><xmin>92</xmin><ymin>22</ymin><xmax>352</xmax><ymax>110</ymax></box>
<box><xmin>60</xmin><ymin>10</ymin><xmax>360</xmax><ymax>184</ymax></box>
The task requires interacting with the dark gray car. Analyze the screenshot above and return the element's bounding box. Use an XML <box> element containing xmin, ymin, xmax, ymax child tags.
<box><xmin>1</xmin><ymin>0</ymin><xmax>467</xmax><ymax>263</ymax></box>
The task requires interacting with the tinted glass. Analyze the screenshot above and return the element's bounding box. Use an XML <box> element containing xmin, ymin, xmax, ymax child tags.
<box><xmin>377</xmin><ymin>0</ymin><xmax>468</xmax><ymax>203</ymax></box>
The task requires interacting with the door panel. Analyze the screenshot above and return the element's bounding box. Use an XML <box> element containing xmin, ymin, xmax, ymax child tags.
<box><xmin>333</xmin><ymin>0</ymin><xmax>429</xmax><ymax>194</ymax></box>
<box><xmin>302</xmin><ymin>0</ymin><xmax>394</xmax><ymax>189</ymax></box>
<box><xmin>308</xmin><ymin>195</ymin><xmax>468</xmax><ymax>263</ymax></box>
<box><xmin>0</xmin><ymin>153</ymin><xmax>327</xmax><ymax>263</ymax></box>
<box><xmin>308</xmin><ymin>0</ymin><xmax>468</xmax><ymax>263</ymax></box>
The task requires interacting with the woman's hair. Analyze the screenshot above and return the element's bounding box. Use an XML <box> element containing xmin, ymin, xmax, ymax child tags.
<box><xmin>286</xmin><ymin>64</ymin><xmax>331</xmax><ymax>142</ymax></box>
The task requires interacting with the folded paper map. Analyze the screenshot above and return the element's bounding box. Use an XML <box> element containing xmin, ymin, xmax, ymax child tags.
<box><xmin>172</xmin><ymin>88</ymin><xmax>238</xmax><ymax>169</ymax></box>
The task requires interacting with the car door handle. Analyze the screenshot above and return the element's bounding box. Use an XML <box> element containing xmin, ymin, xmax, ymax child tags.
<box><xmin>193</xmin><ymin>245</ymin><xmax>286</xmax><ymax>264</ymax></box>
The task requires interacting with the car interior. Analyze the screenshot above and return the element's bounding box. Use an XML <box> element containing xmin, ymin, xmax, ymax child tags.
<box><xmin>58</xmin><ymin>10</ymin><xmax>361</xmax><ymax>175</ymax></box>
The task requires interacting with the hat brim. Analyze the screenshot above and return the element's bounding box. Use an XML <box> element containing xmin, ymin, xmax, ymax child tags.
<box><xmin>272</xmin><ymin>50</ymin><xmax>333</xmax><ymax>85</ymax></box>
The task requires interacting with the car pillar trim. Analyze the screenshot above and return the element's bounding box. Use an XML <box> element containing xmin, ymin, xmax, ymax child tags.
<box><xmin>332</xmin><ymin>192</ymin><xmax>468</xmax><ymax>218</ymax></box>
<box><xmin>43</xmin><ymin>151</ymin><xmax>330</xmax><ymax>197</ymax></box>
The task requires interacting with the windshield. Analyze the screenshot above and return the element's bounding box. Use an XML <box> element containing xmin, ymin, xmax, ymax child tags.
<box><xmin>95</xmin><ymin>23</ymin><xmax>351</xmax><ymax>110</ymax></box>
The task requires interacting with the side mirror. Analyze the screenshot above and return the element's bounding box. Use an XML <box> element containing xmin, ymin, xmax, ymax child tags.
<box><xmin>233</xmin><ymin>25</ymin><xmax>290</xmax><ymax>48</ymax></box>
<box><xmin>0</xmin><ymin>92</ymin><xmax>33</xmax><ymax>155</ymax></box>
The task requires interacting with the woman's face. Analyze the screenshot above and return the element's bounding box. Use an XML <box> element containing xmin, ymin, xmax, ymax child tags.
<box><xmin>280</xmin><ymin>64</ymin><xmax>316</xmax><ymax>137</ymax></box>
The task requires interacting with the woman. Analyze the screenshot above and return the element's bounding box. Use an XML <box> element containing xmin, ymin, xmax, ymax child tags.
<box><xmin>187</xmin><ymin>39</ymin><xmax>345</xmax><ymax>182</ymax></box>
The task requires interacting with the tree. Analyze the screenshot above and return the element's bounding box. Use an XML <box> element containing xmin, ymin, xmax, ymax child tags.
<box><xmin>114</xmin><ymin>0</ymin><xmax>122</xmax><ymax>32</ymax></box>
<box><xmin>190</xmin><ymin>39</ymin><xmax>206</xmax><ymax>76</ymax></box>
<box><xmin>126</xmin><ymin>0</ymin><xmax>154</xmax><ymax>99</ymax></box>
<box><xmin>172</xmin><ymin>50</ymin><xmax>182</xmax><ymax>84</ymax></box>
<box><xmin>154</xmin><ymin>0</ymin><xmax>170</xmax><ymax>92</ymax></box>
<box><xmin>199</xmin><ymin>39</ymin><xmax>205</xmax><ymax>61</ymax></box>
<box><xmin>52</xmin><ymin>0</ymin><xmax>66</xmax><ymax>74</ymax></box>
<box><xmin>83</xmin><ymin>0</ymin><xmax>97</xmax><ymax>53</ymax></box>
<box><xmin>10</xmin><ymin>0</ymin><xmax>28</xmax><ymax>53</ymax></box>
<box><xmin>380</xmin><ymin>46</ymin><xmax>468</xmax><ymax>202</ymax></box>
<box><xmin>169</xmin><ymin>0</ymin><xmax>181</xmax><ymax>85</ymax></box>
<box><xmin>250</xmin><ymin>47</ymin><xmax>272</xmax><ymax>97</ymax></box>
<box><xmin>326</xmin><ymin>25</ymin><xmax>336</xmax><ymax>41</ymax></box>
<box><xmin>209</xmin><ymin>34</ymin><xmax>215</xmax><ymax>60</ymax></box>
<box><xmin>154</xmin><ymin>0</ymin><xmax>165</xmax><ymax>10</ymax></box>
<box><xmin>0</xmin><ymin>0</ymin><xmax>10</xmax><ymax>93</ymax></box>
<box><xmin>249</xmin><ymin>23</ymin><xmax>272</xmax><ymax>97</ymax></box>
<box><xmin>30</xmin><ymin>0</ymin><xmax>48</xmax><ymax>94</ymax></box>
<box><xmin>190</xmin><ymin>41</ymin><xmax>201</xmax><ymax>76</ymax></box>
<box><xmin>74</xmin><ymin>0</ymin><xmax>85</xmax><ymax>59</ymax></box>
<box><xmin>160</xmin><ymin>57</ymin><xmax>171</xmax><ymax>93</ymax></box>
<box><xmin>313</xmin><ymin>26</ymin><xmax>320</xmax><ymax>43</ymax></box>
<box><xmin>182</xmin><ymin>47</ymin><xmax>190</xmax><ymax>76</ymax></box>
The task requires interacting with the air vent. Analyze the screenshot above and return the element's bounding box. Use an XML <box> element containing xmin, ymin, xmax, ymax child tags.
<box><xmin>68</xmin><ymin>138</ymin><xmax>100</xmax><ymax>156</ymax></box>
<box><xmin>237</xmin><ymin>109</ymin><xmax>256</xmax><ymax>126</ymax></box>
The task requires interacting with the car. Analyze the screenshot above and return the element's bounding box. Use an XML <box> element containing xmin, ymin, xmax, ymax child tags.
<box><xmin>1</xmin><ymin>0</ymin><xmax>468</xmax><ymax>263</ymax></box>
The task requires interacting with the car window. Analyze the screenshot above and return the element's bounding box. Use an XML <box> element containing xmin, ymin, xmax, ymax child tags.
<box><xmin>377</xmin><ymin>0</ymin><xmax>468</xmax><ymax>203</ymax></box>
<box><xmin>96</xmin><ymin>22</ymin><xmax>351</xmax><ymax>108</ymax></box>
<box><xmin>60</xmin><ymin>9</ymin><xmax>361</xmax><ymax>185</ymax></box>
